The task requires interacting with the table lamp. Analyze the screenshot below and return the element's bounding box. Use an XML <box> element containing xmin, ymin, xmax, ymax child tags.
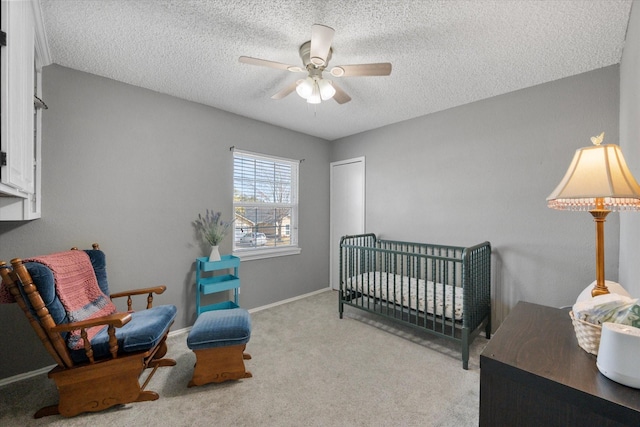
<box><xmin>547</xmin><ymin>132</ymin><xmax>640</xmax><ymax>297</ymax></box>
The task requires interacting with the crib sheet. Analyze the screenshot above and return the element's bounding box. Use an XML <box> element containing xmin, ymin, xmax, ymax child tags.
<box><xmin>346</xmin><ymin>272</ymin><xmax>463</xmax><ymax>321</ymax></box>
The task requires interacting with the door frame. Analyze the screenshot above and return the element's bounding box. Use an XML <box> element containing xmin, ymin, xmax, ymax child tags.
<box><xmin>330</xmin><ymin>157</ymin><xmax>365</xmax><ymax>290</ymax></box>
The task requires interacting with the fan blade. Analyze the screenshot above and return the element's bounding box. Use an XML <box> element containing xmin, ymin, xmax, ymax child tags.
<box><xmin>239</xmin><ymin>56</ymin><xmax>304</xmax><ymax>72</ymax></box>
<box><xmin>310</xmin><ymin>24</ymin><xmax>335</xmax><ymax>67</ymax></box>
<box><xmin>330</xmin><ymin>63</ymin><xmax>392</xmax><ymax>77</ymax></box>
<box><xmin>331</xmin><ymin>82</ymin><xmax>351</xmax><ymax>104</ymax></box>
<box><xmin>271</xmin><ymin>80</ymin><xmax>299</xmax><ymax>100</ymax></box>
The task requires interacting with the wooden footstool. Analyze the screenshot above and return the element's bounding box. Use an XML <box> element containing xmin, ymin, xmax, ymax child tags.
<box><xmin>186</xmin><ymin>308</ymin><xmax>252</xmax><ymax>387</ymax></box>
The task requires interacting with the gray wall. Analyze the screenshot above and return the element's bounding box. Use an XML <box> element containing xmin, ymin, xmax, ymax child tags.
<box><xmin>0</xmin><ymin>65</ymin><xmax>331</xmax><ymax>379</ymax></box>
<box><xmin>0</xmin><ymin>59</ymin><xmax>629</xmax><ymax>381</ymax></box>
<box><xmin>331</xmin><ymin>65</ymin><xmax>621</xmax><ymax>327</ymax></box>
<box><xmin>619</xmin><ymin>0</ymin><xmax>640</xmax><ymax>297</ymax></box>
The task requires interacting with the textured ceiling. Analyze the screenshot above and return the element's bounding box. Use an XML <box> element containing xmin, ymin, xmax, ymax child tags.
<box><xmin>39</xmin><ymin>0</ymin><xmax>633</xmax><ymax>141</ymax></box>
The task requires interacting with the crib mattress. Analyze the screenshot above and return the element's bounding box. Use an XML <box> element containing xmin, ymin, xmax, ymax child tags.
<box><xmin>346</xmin><ymin>272</ymin><xmax>463</xmax><ymax>321</ymax></box>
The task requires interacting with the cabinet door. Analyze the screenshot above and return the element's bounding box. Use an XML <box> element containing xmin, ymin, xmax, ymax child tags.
<box><xmin>0</xmin><ymin>0</ymin><xmax>35</xmax><ymax>194</ymax></box>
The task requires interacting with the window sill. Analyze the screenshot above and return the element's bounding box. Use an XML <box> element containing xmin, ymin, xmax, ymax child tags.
<box><xmin>233</xmin><ymin>247</ymin><xmax>301</xmax><ymax>261</ymax></box>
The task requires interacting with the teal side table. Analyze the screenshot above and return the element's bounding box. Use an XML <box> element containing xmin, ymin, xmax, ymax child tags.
<box><xmin>195</xmin><ymin>255</ymin><xmax>240</xmax><ymax>316</ymax></box>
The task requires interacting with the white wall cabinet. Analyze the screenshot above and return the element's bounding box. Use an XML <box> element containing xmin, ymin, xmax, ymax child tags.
<box><xmin>0</xmin><ymin>0</ymin><xmax>49</xmax><ymax>220</ymax></box>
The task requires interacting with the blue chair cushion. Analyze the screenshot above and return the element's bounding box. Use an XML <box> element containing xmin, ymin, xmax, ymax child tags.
<box><xmin>23</xmin><ymin>261</ymin><xmax>70</xmax><ymax>327</ymax></box>
<box><xmin>84</xmin><ymin>249</ymin><xmax>109</xmax><ymax>296</ymax></box>
<box><xmin>187</xmin><ymin>308</ymin><xmax>251</xmax><ymax>350</ymax></box>
<box><xmin>70</xmin><ymin>304</ymin><xmax>177</xmax><ymax>363</ymax></box>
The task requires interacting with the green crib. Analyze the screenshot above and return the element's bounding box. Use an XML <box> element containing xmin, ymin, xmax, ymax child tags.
<box><xmin>339</xmin><ymin>233</ymin><xmax>491</xmax><ymax>370</ymax></box>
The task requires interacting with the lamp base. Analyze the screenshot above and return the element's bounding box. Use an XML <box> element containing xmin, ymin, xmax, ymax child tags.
<box><xmin>592</xmin><ymin>285</ymin><xmax>610</xmax><ymax>297</ymax></box>
<box><xmin>577</xmin><ymin>280</ymin><xmax>630</xmax><ymax>302</ymax></box>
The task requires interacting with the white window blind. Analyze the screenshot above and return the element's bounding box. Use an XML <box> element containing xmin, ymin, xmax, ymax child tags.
<box><xmin>233</xmin><ymin>150</ymin><xmax>299</xmax><ymax>259</ymax></box>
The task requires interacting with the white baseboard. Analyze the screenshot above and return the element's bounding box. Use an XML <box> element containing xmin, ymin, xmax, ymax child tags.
<box><xmin>0</xmin><ymin>287</ymin><xmax>333</xmax><ymax>386</ymax></box>
<box><xmin>247</xmin><ymin>286</ymin><xmax>331</xmax><ymax>313</ymax></box>
<box><xmin>0</xmin><ymin>365</ymin><xmax>54</xmax><ymax>387</ymax></box>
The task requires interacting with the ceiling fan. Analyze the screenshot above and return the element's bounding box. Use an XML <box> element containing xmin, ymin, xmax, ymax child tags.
<box><xmin>239</xmin><ymin>24</ymin><xmax>392</xmax><ymax>105</ymax></box>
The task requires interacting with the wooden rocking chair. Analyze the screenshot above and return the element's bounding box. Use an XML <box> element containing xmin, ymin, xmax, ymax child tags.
<box><xmin>0</xmin><ymin>244</ymin><xmax>177</xmax><ymax>418</ymax></box>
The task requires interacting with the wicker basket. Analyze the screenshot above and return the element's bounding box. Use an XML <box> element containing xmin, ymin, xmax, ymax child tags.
<box><xmin>569</xmin><ymin>311</ymin><xmax>602</xmax><ymax>355</ymax></box>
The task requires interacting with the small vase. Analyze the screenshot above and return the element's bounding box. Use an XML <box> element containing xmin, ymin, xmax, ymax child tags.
<box><xmin>208</xmin><ymin>245</ymin><xmax>221</xmax><ymax>262</ymax></box>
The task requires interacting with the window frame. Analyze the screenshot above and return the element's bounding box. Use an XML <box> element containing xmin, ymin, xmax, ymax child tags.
<box><xmin>232</xmin><ymin>149</ymin><xmax>301</xmax><ymax>261</ymax></box>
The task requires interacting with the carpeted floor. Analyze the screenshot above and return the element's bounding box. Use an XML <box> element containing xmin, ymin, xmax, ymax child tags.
<box><xmin>0</xmin><ymin>289</ymin><xmax>488</xmax><ymax>426</ymax></box>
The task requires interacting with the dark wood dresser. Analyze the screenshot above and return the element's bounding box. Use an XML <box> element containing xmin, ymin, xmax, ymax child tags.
<box><xmin>480</xmin><ymin>301</ymin><xmax>640</xmax><ymax>427</ymax></box>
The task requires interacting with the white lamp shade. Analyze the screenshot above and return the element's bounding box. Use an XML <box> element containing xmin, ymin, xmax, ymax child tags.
<box><xmin>547</xmin><ymin>144</ymin><xmax>640</xmax><ymax>211</ymax></box>
<box><xmin>318</xmin><ymin>79</ymin><xmax>336</xmax><ymax>100</ymax></box>
<box><xmin>296</xmin><ymin>77</ymin><xmax>314</xmax><ymax>99</ymax></box>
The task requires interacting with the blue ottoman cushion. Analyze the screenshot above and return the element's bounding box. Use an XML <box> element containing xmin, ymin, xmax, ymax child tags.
<box><xmin>187</xmin><ymin>308</ymin><xmax>251</xmax><ymax>350</ymax></box>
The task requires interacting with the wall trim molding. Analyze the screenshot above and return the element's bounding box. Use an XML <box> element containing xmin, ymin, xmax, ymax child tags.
<box><xmin>0</xmin><ymin>365</ymin><xmax>53</xmax><ymax>388</ymax></box>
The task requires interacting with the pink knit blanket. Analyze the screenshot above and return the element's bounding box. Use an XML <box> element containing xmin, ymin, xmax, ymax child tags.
<box><xmin>26</xmin><ymin>250</ymin><xmax>117</xmax><ymax>350</ymax></box>
<box><xmin>0</xmin><ymin>278</ymin><xmax>14</xmax><ymax>304</ymax></box>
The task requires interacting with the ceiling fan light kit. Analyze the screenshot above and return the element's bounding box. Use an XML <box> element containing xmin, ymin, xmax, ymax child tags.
<box><xmin>239</xmin><ymin>24</ymin><xmax>392</xmax><ymax>105</ymax></box>
<box><xmin>296</xmin><ymin>77</ymin><xmax>336</xmax><ymax>103</ymax></box>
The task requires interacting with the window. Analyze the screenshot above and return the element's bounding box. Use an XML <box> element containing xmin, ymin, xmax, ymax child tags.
<box><xmin>233</xmin><ymin>150</ymin><xmax>300</xmax><ymax>260</ymax></box>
